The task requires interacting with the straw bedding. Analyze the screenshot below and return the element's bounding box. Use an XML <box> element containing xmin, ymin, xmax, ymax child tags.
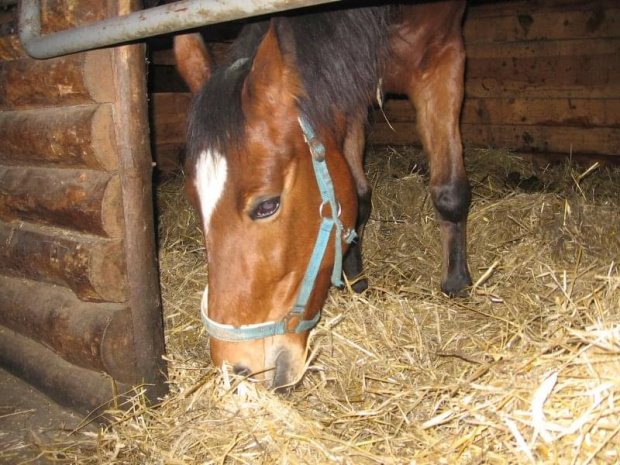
<box><xmin>9</xmin><ymin>147</ymin><xmax>620</xmax><ymax>463</ymax></box>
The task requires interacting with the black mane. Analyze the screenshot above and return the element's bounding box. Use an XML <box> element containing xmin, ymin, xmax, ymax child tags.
<box><xmin>187</xmin><ymin>5</ymin><xmax>391</xmax><ymax>160</ymax></box>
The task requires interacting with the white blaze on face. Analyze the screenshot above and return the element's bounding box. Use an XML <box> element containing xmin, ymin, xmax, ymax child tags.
<box><xmin>195</xmin><ymin>150</ymin><xmax>228</xmax><ymax>235</ymax></box>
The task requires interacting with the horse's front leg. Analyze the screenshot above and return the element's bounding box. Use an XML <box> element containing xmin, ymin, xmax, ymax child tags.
<box><xmin>342</xmin><ymin>114</ymin><xmax>371</xmax><ymax>293</ymax></box>
<box><xmin>409</xmin><ymin>43</ymin><xmax>472</xmax><ymax>296</ymax></box>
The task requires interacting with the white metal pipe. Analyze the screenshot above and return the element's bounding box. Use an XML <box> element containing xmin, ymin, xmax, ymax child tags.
<box><xmin>19</xmin><ymin>0</ymin><xmax>341</xmax><ymax>59</ymax></box>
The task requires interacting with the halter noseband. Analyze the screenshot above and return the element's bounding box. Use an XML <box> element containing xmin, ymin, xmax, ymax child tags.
<box><xmin>201</xmin><ymin>115</ymin><xmax>357</xmax><ymax>342</ymax></box>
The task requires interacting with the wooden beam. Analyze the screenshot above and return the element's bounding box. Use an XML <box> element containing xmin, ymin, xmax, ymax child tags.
<box><xmin>375</xmin><ymin>98</ymin><xmax>620</xmax><ymax>128</ymax></box>
<box><xmin>465</xmin><ymin>7</ymin><xmax>620</xmax><ymax>43</ymax></box>
<box><xmin>369</xmin><ymin>120</ymin><xmax>620</xmax><ymax>155</ymax></box>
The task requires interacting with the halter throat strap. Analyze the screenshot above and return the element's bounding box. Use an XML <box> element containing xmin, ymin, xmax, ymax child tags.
<box><xmin>201</xmin><ymin>116</ymin><xmax>356</xmax><ymax>342</ymax></box>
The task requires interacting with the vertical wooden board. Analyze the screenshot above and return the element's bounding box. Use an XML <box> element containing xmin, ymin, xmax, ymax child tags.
<box><xmin>151</xmin><ymin>92</ymin><xmax>191</xmax><ymax>146</ymax></box>
<box><xmin>110</xmin><ymin>0</ymin><xmax>168</xmax><ymax>400</ymax></box>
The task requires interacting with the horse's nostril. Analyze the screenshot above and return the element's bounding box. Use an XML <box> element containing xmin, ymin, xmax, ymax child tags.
<box><xmin>233</xmin><ymin>364</ymin><xmax>250</xmax><ymax>377</ymax></box>
<box><xmin>272</xmin><ymin>350</ymin><xmax>293</xmax><ymax>391</ymax></box>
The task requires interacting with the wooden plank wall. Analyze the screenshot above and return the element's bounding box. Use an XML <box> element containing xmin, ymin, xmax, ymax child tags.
<box><xmin>0</xmin><ymin>0</ymin><xmax>166</xmax><ymax>412</ymax></box>
<box><xmin>370</xmin><ymin>0</ymin><xmax>620</xmax><ymax>159</ymax></box>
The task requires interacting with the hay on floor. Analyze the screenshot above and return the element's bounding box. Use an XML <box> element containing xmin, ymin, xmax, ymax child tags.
<box><xmin>13</xmin><ymin>147</ymin><xmax>620</xmax><ymax>464</ymax></box>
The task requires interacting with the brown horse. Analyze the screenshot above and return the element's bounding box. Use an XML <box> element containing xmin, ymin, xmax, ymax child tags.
<box><xmin>174</xmin><ymin>1</ymin><xmax>471</xmax><ymax>388</ymax></box>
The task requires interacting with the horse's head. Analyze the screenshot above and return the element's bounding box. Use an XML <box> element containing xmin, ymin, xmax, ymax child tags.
<box><xmin>174</xmin><ymin>25</ymin><xmax>358</xmax><ymax>388</ymax></box>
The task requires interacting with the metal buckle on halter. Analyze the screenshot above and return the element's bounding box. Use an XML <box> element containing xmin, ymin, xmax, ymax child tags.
<box><xmin>319</xmin><ymin>200</ymin><xmax>341</xmax><ymax>219</ymax></box>
<box><xmin>281</xmin><ymin>311</ymin><xmax>300</xmax><ymax>334</ymax></box>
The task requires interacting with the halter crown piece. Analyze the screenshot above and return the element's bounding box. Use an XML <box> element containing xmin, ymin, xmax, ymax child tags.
<box><xmin>201</xmin><ymin>115</ymin><xmax>357</xmax><ymax>342</ymax></box>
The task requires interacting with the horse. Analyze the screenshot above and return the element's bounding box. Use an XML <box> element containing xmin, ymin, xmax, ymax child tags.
<box><xmin>173</xmin><ymin>0</ymin><xmax>471</xmax><ymax>389</ymax></box>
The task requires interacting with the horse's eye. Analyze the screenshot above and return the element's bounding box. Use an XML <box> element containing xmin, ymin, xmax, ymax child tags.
<box><xmin>250</xmin><ymin>196</ymin><xmax>281</xmax><ymax>220</ymax></box>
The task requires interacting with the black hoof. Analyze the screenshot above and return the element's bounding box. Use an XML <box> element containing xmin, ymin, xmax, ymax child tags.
<box><xmin>350</xmin><ymin>277</ymin><xmax>369</xmax><ymax>294</ymax></box>
<box><xmin>441</xmin><ymin>273</ymin><xmax>472</xmax><ymax>297</ymax></box>
<box><xmin>338</xmin><ymin>275</ymin><xmax>369</xmax><ymax>293</ymax></box>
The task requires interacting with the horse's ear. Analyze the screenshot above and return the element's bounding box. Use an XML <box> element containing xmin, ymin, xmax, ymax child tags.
<box><xmin>245</xmin><ymin>23</ymin><xmax>299</xmax><ymax>109</ymax></box>
<box><xmin>174</xmin><ymin>33</ymin><xmax>213</xmax><ymax>94</ymax></box>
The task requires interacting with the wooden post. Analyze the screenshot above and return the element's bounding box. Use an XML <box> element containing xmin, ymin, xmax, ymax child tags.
<box><xmin>109</xmin><ymin>0</ymin><xmax>168</xmax><ymax>402</ymax></box>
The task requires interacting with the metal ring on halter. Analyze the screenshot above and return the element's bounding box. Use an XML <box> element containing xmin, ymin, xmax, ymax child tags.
<box><xmin>319</xmin><ymin>200</ymin><xmax>341</xmax><ymax>219</ymax></box>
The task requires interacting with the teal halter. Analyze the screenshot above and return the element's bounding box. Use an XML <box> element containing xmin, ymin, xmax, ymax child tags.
<box><xmin>201</xmin><ymin>116</ymin><xmax>357</xmax><ymax>342</ymax></box>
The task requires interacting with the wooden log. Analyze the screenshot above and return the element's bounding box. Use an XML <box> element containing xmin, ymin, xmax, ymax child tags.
<box><xmin>0</xmin><ymin>49</ymin><xmax>114</xmax><ymax>110</ymax></box>
<box><xmin>375</xmin><ymin>98</ymin><xmax>620</xmax><ymax>128</ymax></box>
<box><xmin>0</xmin><ymin>325</ymin><xmax>134</xmax><ymax>414</ymax></box>
<box><xmin>0</xmin><ymin>276</ymin><xmax>137</xmax><ymax>384</ymax></box>
<box><xmin>40</xmin><ymin>0</ymin><xmax>108</xmax><ymax>34</ymax></box>
<box><xmin>0</xmin><ymin>167</ymin><xmax>123</xmax><ymax>237</ymax></box>
<box><xmin>0</xmin><ymin>35</ymin><xmax>27</xmax><ymax>62</ymax></box>
<box><xmin>0</xmin><ymin>222</ymin><xmax>128</xmax><ymax>303</ymax></box>
<box><xmin>465</xmin><ymin>7</ymin><xmax>620</xmax><ymax>43</ymax></box>
<box><xmin>0</xmin><ymin>0</ymin><xmax>107</xmax><ymax>61</ymax></box>
<box><xmin>0</xmin><ymin>104</ymin><xmax>118</xmax><ymax>170</ymax></box>
<box><xmin>368</xmin><ymin>120</ymin><xmax>620</xmax><ymax>156</ymax></box>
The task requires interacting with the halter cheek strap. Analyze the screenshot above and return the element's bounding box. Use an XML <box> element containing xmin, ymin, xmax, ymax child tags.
<box><xmin>201</xmin><ymin>116</ymin><xmax>357</xmax><ymax>342</ymax></box>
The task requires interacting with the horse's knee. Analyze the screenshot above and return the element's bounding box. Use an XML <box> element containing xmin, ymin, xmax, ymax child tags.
<box><xmin>431</xmin><ymin>178</ymin><xmax>471</xmax><ymax>224</ymax></box>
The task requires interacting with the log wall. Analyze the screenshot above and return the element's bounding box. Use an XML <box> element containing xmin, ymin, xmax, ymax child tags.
<box><xmin>0</xmin><ymin>0</ymin><xmax>167</xmax><ymax>413</ymax></box>
<box><xmin>370</xmin><ymin>0</ymin><xmax>620</xmax><ymax>159</ymax></box>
